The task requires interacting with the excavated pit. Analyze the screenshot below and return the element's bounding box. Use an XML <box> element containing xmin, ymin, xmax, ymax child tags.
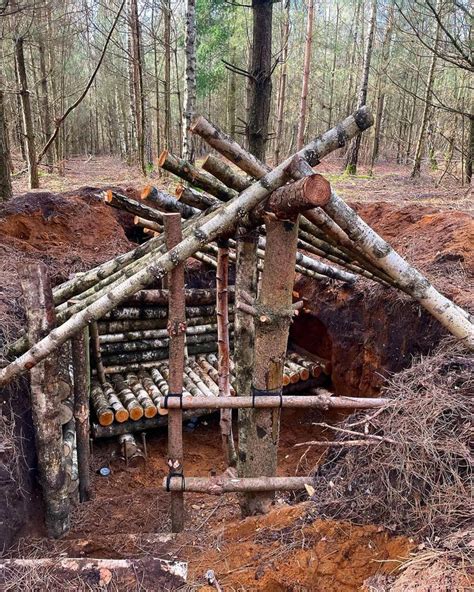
<box><xmin>1</xmin><ymin>187</ymin><xmax>472</xmax><ymax>590</ymax></box>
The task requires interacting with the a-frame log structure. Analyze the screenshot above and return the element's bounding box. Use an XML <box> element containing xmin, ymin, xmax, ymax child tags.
<box><xmin>2</xmin><ymin>106</ymin><xmax>473</xmax><ymax>536</ymax></box>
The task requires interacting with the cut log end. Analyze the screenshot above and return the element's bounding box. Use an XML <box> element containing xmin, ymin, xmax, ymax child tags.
<box><xmin>144</xmin><ymin>406</ymin><xmax>158</xmax><ymax>419</ymax></box>
<box><xmin>129</xmin><ymin>406</ymin><xmax>144</xmax><ymax>421</ymax></box>
<box><xmin>141</xmin><ymin>185</ymin><xmax>152</xmax><ymax>200</ymax></box>
<box><xmin>175</xmin><ymin>184</ymin><xmax>184</xmax><ymax>199</ymax></box>
<box><xmin>105</xmin><ymin>190</ymin><xmax>113</xmax><ymax>203</ymax></box>
<box><xmin>115</xmin><ymin>409</ymin><xmax>130</xmax><ymax>423</ymax></box>
<box><xmin>98</xmin><ymin>410</ymin><xmax>115</xmax><ymax>427</ymax></box>
<box><xmin>157</xmin><ymin>150</ymin><xmax>169</xmax><ymax>167</ymax></box>
<box><xmin>304</xmin><ymin>174</ymin><xmax>332</xmax><ymax>207</ymax></box>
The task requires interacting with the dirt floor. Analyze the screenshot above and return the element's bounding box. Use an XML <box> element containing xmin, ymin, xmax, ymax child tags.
<box><xmin>1</xmin><ymin>156</ymin><xmax>472</xmax><ymax>590</ymax></box>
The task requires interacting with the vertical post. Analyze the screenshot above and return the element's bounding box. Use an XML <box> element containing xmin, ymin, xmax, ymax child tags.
<box><xmin>89</xmin><ymin>321</ymin><xmax>106</xmax><ymax>384</ymax></box>
<box><xmin>164</xmin><ymin>213</ymin><xmax>186</xmax><ymax>532</ymax></box>
<box><xmin>71</xmin><ymin>326</ymin><xmax>91</xmax><ymax>502</ymax></box>
<box><xmin>216</xmin><ymin>238</ymin><xmax>236</xmax><ymax>466</ymax></box>
<box><xmin>240</xmin><ymin>218</ymin><xmax>299</xmax><ymax>515</ymax></box>
<box><xmin>20</xmin><ymin>262</ymin><xmax>70</xmax><ymax>538</ymax></box>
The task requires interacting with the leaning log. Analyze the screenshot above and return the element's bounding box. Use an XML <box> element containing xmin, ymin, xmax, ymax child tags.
<box><xmin>158</xmin><ymin>150</ymin><xmax>236</xmax><ymax>202</ymax></box>
<box><xmin>0</xmin><ymin>558</ymin><xmax>188</xmax><ymax>589</ymax></box>
<box><xmin>0</xmin><ymin>109</ymin><xmax>372</xmax><ymax>388</ymax></box>
<box><xmin>175</xmin><ymin>184</ymin><xmax>219</xmax><ymax>210</ymax></box>
<box><xmin>134</xmin><ymin>215</ymin><xmax>161</xmax><ymax>233</ymax></box>
<box><xmin>291</xmin><ymin>157</ymin><xmax>474</xmax><ymax>347</ymax></box>
<box><xmin>105</xmin><ymin>190</ymin><xmax>164</xmax><ymax>226</ymax></box>
<box><xmin>141</xmin><ymin>185</ymin><xmax>198</xmax><ymax>219</ymax></box>
<box><xmin>202</xmin><ymin>154</ymin><xmax>250</xmax><ymax>192</ymax></box>
<box><xmin>20</xmin><ymin>263</ymin><xmax>70</xmax><ymax>538</ymax></box>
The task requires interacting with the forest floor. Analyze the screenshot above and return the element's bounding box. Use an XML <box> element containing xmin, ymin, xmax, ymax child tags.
<box><xmin>2</xmin><ymin>156</ymin><xmax>472</xmax><ymax>591</ymax></box>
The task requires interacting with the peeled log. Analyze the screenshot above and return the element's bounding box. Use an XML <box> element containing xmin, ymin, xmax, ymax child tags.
<box><xmin>0</xmin><ymin>110</ymin><xmax>371</xmax><ymax>388</ymax></box>
<box><xmin>0</xmin><ymin>557</ymin><xmax>188</xmax><ymax>589</ymax></box>
<box><xmin>158</xmin><ymin>150</ymin><xmax>236</xmax><ymax>202</ymax></box>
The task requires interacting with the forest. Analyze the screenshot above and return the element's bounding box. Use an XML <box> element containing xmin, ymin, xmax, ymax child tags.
<box><xmin>0</xmin><ymin>1</ymin><xmax>472</xmax><ymax>591</ymax></box>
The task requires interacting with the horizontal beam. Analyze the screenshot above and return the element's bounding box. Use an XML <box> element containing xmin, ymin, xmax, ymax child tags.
<box><xmin>163</xmin><ymin>475</ymin><xmax>310</xmax><ymax>493</ymax></box>
<box><xmin>159</xmin><ymin>394</ymin><xmax>388</xmax><ymax>410</ymax></box>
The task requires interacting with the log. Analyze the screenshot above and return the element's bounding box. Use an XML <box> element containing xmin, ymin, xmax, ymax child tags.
<box><xmin>141</xmin><ymin>185</ymin><xmax>198</xmax><ymax>219</ymax></box>
<box><xmin>90</xmin><ymin>381</ymin><xmax>115</xmax><ymax>426</ymax></box>
<box><xmin>0</xmin><ymin>110</ymin><xmax>372</xmax><ymax>388</ymax></box>
<box><xmin>175</xmin><ymin>184</ymin><xmax>219</xmax><ymax>210</ymax></box>
<box><xmin>104</xmin><ymin>304</ymin><xmax>217</xmax><ymax>321</ymax></box>
<box><xmin>20</xmin><ymin>263</ymin><xmax>70</xmax><ymax>538</ymax></box>
<box><xmin>283</xmin><ymin>363</ymin><xmax>299</xmax><ymax>384</ymax></box>
<box><xmin>216</xmin><ymin>238</ymin><xmax>235</xmax><ymax>465</ymax></box>
<box><xmin>137</xmin><ymin>370</ymin><xmax>167</xmax><ymax>415</ymax></box>
<box><xmin>239</xmin><ymin>217</ymin><xmax>300</xmax><ymax>515</ymax></box>
<box><xmin>71</xmin><ymin>327</ymin><xmax>91</xmax><ymax>502</ymax></box>
<box><xmin>187</xmin><ymin>362</ymin><xmax>220</xmax><ymax>396</ymax></box>
<box><xmin>287</xmin><ymin>352</ymin><xmax>322</xmax><ymax>377</ymax></box>
<box><xmin>164</xmin><ymin>475</ymin><xmax>310</xmax><ymax>494</ymax></box>
<box><xmin>63</xmin><ymin>420</ymin><xmax>75</xmax><ymax>457</ymax></box>
<box><xmin>100</xmin><ymin>331</ymin><xmax>221</xmax><ymax>355</ymax></box>
<box><xmin>164</xmin><ymin>213</ymin><xmax>186</xmax><ymax>533</ymax></box>
<box><xmin>59</xmin><ymin>398</ymin><xmax>74</xmax><ymax>425</ymax></box>
<box><xmin>158</xmin><ymin>150</ymin><xmax>236</xmax><ymax>201</ymax></box>
<box><xmin>126</xmin><ymin>373</ymin><xmax>157</xmax><ymax>418</ymax></box>
<box><xmin>110</xmin><ymin>375</ymin><xmax>144</xmax><ymax>421</ymax></box>
<box><xmin>98</xmin><ymin>315</ymin><xmax>220</xmax><ymax>334</ymax></box>
<box><xmin>102</xmin><ymin>381</ymin><xmax>130</xmax><ymax>423</ymax></box>
<box><xmin>184</xmin><ymin>367</ymin><xmax>215</xmax><ymax>398</ymax></box>
<box><xmin>0</xmin><ymin>557</ymin><xmax>188</xmax><ymax>589</ymax></box>
<box><xmin>159</xmin><ymin>393</ymin><xmax>389</xmax><ymax>409</ymax></box>
<box><xmin>285</xmin><ymin>360</ymin><xmax>310</xmax><ymax>381</ymax></box>
<box><xmin>99</xmin><ymin>323</ymin><xmax>220</xmax><ymax>344</ymax></box>
<box><xmin>90</xmin><ymin>320</ymin><xmax>106</xmax><ymax>384</ymax></box>
<box><xmin>134</xmin><ymin>215</ymin><xmax>161</xmax><ymax>233</ymax></box>
<box><xmin>202</xmin><ymin>154</ymin><xmax>250</xmax><ymax>192</ymax></box>
<box><xmin>123</xmin><ymin>287</ymin><xmax>233</xmax><ymax>307</ymax></box>
<box><xmin>105</xmin><ymin>190</ymin><xmax>164</xmax><ymax>226</ymax></box>
<box><xmin>289</xmin><ymin>346</ymin><xmax>332</xmax><ymax>375</ymax></box>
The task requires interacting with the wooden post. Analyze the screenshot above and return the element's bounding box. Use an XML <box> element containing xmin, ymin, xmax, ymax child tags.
<box><xmin>216</xmin><ymin>238</ymin><xmax>236</xmax><ymax>466</ymax></box>
<box><xmin>164</xmin><ymin>213</ymin><xmax>186</xmax><ymax>533</ymax></box>
<box><xmin>89</xmin><ymin>321</ymin><xmax>106</xmax><ymax>384</ymax></box>
<box><xmin>20</xmin><ymin>262</ymin><xmax>69</xmax><ymax>538</ymax></box>
<box><xmin>239</xmin><ymin>217</ymin><xmax>299</xmax><ymax>516</ymax></box>
<box><xmin>71</xmin><ymin>326</ymin><xmax>91</xmax><ymax>502</ymax></box>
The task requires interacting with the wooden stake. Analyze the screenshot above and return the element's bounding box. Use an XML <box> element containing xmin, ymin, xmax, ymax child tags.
<box><xmin>20</xmin><ymin>263</ymin><xmax>70</xmax><ymax>538</ymax></box>
<box><xmin>164</xmin><ymin>213</ymin><xmax>186</xmax><ymax>533</ymax></box>
<box><xmin>71</xmin><ymin>326</ymin><xmax>91</xmax><ymax>502</ymax></box>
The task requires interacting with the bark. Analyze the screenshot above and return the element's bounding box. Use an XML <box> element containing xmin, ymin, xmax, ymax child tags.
<box><xmin>141</xmin><ymin>186</ymin><xmax>198</xmax><ymax>219</ymax></box>
<box><xmin>227</xmin><ymin>47</ymin><xmax>237</xmax><ymax>138</ymax></box>
<box><xmin>411</xmin><ymin>11</ymin><xmax>441</xmax><ymax>178</ymax></box>
<box><xmin>466</xmin><ymin>114</ymin><xmax>473</xmax><ymax>185</ymax></box>
<box><xmin>202</xmin><ymin>154</ymin><xmax>250</xmax><ymax>192</ymax></box>
<box><xmin>217</xmin><ymin>239</ymin><xmax>236</xmax><ymax>465</ymax></box>
<box><xmin>175</xmin><ymin>184</ymin><xmax>219</xmax><ymax>210</ymax></box>
<box><xmin>129</xmin><ymin>0</ymin><xmax>146</xmax><ymax>174</ymax></box>
<box><xmin>163</xmin><ymin>0</ymin><xmax>172</xmax><ymax>152</ymax></box>
<box><xmin>273</xmin><ymin>1</ymin><xmax>290</xmax><ymax>165</ymax></box>
<box><xmin>15</xmin><ymin>37</ymin><xmax>39</xmax><ymax>189</ymax></box>
<box><xmin>0</xmin><ymin>90</ymin><xmax>12</xmax><ymax>201</ymax></box>
<box><xmin>327</xmin><ymin>3</ymin><xmax>340</xmax><ymax>129</ymax></box>
<box><xmin>98</xmin><ymin>315</ymin><xmax>217</xmax><ymax>335</ymax></box>
<box><xmin>21</xmin><ymin>263</ymin><xmax>69</xmax><ymax>538</ymax></box>
<box><xmin>122</xmin><ymin>287</ymin><xmax>232</xmax><ymax>307</ymax></box>
<box><xmin>99</xmin><ymin>325</ymin><xmax>219</xmax><ymax>344</ymax></box>
<box><xmin>110</xmin><ymin>375</ymin><xmax>144</xmax><ymax>421</ymax></box>
<box><xmin>0</xmin><ymin>110</ymin><xmax>372</xmax><ymax>388</ymax></box>
<box><xmin>164</xmin><ymin>213</ymin><xmax>186</xmax><ymax>533</ymax></box>
<box><xmin>158</xmin><ymin>150</ymin><xmax>236</xmax><ymax>201</ymax></box>
<box><xmin>105</xmin><ymin>190</ymin><xmax>164</xmax><ymax>226</ymax></box>
<box><xmin>296</xmin><ymin>0</ymin><xmax>314</xmax><ymax>150</ymax></box>
<box><xmin>182</xmin><ymin>0</ymin><xmax>197</xmax><ymax>163</ymax></box>
<box><xmin>71</xmin><ymin>327</ymin><xmax>91</xmax><ymax>502</ymax></box>
<box><xmin>89</xmin><ymin>320</ymin><xmax>106</xmax><ymax>384</ymax></box>
<box><xmin>102</xmin><ymin>381</ymin><xmax>130</xmax><ymax>422</ymax></box>
<box><xmin>134</xmin><ymin>215</ymin><xmax>161</xmax><ymax>233</ymax></box>
<box><xmin>0</xmin><ymin>558</ymin><xmax>187</xmax><ymax>589</ymax></box>
<box><xmin>137</xmin><ymin>370</ymin><xmax>164</xmax><ymax>410</ymax></box>
<box><xmin>100</xmin><ymin>331</ymin><xmax>218</xmax><ymax>354</ymax></box>
<box><xmin>239</xmin><ymin>217</ymin><xmax>299</xmax><ymax>515</ymax></box>
<box><xmin>344</xmin><ymin>0</ymin><xmax>377</xmax><ymax>174</ymax></box>
<box><xmin>247</xmin><ymin>0</ymin><xmax>273</xmax><ymax>161</ymax></box>
<box><xmin>90</xmin><ymin>381</ymin><xmax>115</xmax><ymax>426</ymax></box>
<box><xmin>104</xmin><ymin>305</ymin><xmax>216</xmax><ymax>321</ymax></box>
<box><xmin>368</xmin><ymin>4</ymin><xmax>394</xmax><ymax>175</ymax></box>
<box><xmin>126</xmin><ymin>373</ymin><xmax>157</xmax><ymax>418</ymax></box>
<box><xmin>38</xmin><ymin>39</ymin><xmax>53</xmax><ymax>171</ymax></box>
<box><xmin>165</xmin><ymin>475</ymin><xmax>310</xmax><ymax>494</ymax></box>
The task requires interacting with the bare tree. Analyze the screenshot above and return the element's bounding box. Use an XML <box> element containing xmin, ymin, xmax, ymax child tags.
<box><xmin>0</xmin><ymin>89</ymin><xmax>13</xmax><ymax>201</ymax></box>
<box><xmin>182</xmin><ymin>0</ymin><xmax>197</xmax><ymax>163</ymax></box>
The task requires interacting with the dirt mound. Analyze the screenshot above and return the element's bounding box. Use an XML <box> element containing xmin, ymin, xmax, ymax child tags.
<box><xmin>292</xmin><ymin>201</ymin><xmax>473</xmax><ymax>396</ymax></box>
<box><xmin>0</xmin><ymin>187</ymin><xmax>134</xmax><ymax>345</ymax></box>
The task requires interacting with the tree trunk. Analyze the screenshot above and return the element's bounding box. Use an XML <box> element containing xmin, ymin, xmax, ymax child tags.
<box><xmin>227</xmin><ymin>47</ymin><xmax>237</xmax><ymax>138</ymax></box>
<box><xmin>0</xmin><ymin>90</ymin><xmax>12</xmax><ymax>202</ymax></box>
<box><xmin>129</xmin><ymin>0</ymin><xmax>146</xmax><ymax>174</ymax></box>
<box><xmin>296</xmin><ymin>0</ymin><xmax>314</xmax><ymax>150</ymax></box>
<box><xmin>344</xmin><ymin>0</ymin><xmax>377</xmax><ymax>175</ymax></box>
<box><xmin>15</xmin><ymin>37</ymin><xmax>39</xmax><ymax>189</ymax></box>
<box><xmin>327</xmin><ymin>3</ymin><xmax>340</xmax><ymax>129</ymax></box>
<box><xmin>273</xmin><ymin>1</ymin><xmax>290</xmax><ymax>164</ymax></box>
<box><xmin>411</xmin><ymin>5</ymin><xmax>441</xmax><ymax>178</ymax></box>
<box><xmin>466</xmin><ymin>114</ymin><xmax>473</xmax><ymax>185</ymax></box>
<box><xmin>182</xmin><ymin>0</ymin><xmax>197</xmax><ymax>163</ymax></box>
<box><xmin>239</xmin><ymin>217</ymin><xmax>299</xmax><ymax>515</ymax></box>
<box><xmin>163</xmin><ymin>0</ymin><xmax>172</xmax><ymax>152</ymax></box>
<box><xmin>164</xmin><ymin>213</ymin><xmax>186</xmax><ymax>533</ymax></box>
<box><xmin>368</xmin><ymin>4</ymin><xmax>394</xmax><ymax>175</ymax></box>
<box><xmin>21</xmin><ymin>263</ymin><xmax>69</xmax><ymax>537</ymax></box>
<box><xmin>38</xmin><ymin>39</ymin><xmax>53</xmax><ymax>172</ymax></box>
